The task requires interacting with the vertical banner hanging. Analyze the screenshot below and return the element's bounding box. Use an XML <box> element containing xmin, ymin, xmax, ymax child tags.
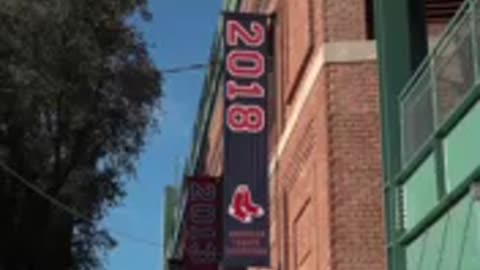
<box><xmin>223</xmin><ymin>12</ymin><xmax>270</xmax><ymax>267</ymax></box>
<box><xmin>185</xmin><ymin>177</ymin><xmax>221</xmax><ymax>270</ymax></box>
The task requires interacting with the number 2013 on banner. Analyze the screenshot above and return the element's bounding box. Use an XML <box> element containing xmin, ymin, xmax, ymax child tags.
<box><xmin>226</xmin><ymin>19</ymin><xmax>266</xmax><ymax>134</ymax></box>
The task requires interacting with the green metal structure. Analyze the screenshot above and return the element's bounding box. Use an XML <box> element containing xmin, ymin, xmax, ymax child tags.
<box><xmin>376</xmin><ymin>0</ymin><xmax>480</xmax><ymax>270</ymax></box>
<box><xmin>162</xmin><ymin>0</ymin><xmax>242</xmax><ymax>268</ymax></box>
<box><xmin>163</xmin><ymin>186</ymin><xmax>178</xmax><ymax>270</ymax></box>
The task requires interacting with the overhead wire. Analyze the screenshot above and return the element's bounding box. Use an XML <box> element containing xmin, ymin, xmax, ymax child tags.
<box><xmin>0</xmin><ymin>161</ymin><xmax>162</xmax><ymax>248</ymax></box>
<box><xmin>160</xmin><ymin>63</ymin><xmax>213</xmax><ymax>74</ymax></box>
<box><xmin>159</xmin><ymin>59</ymin><xmax>224</xmax><ymax>76</ymax></box>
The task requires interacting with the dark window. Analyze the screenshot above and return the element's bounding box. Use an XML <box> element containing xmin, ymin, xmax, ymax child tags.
<box><xmin>366</xmin><ymin>0</ymin><xmax>375</xmax><ymax>39</ymax></box>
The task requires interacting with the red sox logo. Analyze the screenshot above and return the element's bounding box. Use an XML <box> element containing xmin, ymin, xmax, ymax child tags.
<box><xmin>228</xmin><ymin>185</ymin><xmax>265</xmax><ymax>224</ymax></box>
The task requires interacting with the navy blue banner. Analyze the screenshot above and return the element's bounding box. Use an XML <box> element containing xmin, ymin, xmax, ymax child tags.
<box><xmin>223</xmin><ymin>12</ymin><xmax>270</xmax><ymax>268</ymax></box>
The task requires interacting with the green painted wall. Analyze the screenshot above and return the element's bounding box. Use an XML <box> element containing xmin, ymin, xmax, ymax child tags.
<box><xmin>405</xmin><ymin>196</ymin><xmax>480</xmax><ymax>270</ymax></box>
<box><xmin>444</xmin><ymin>102</ymin><xmax>480</xmax><ymax>191</ymax></box>
<box><xmin>403</xmin><ymin>154</ymin><xmax>437</xmax><ymax>229</ymax></box>
<box><xmin>396</xmin><ymin>89</ymin><xmax>480</xmax><ymax>270</ymax></box>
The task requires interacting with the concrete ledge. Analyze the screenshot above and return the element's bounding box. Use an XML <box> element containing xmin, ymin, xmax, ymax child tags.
<box><xmin>325</xmin><ymin>41</ymin><xmax>377</xmax><ymax>63</ymax></box>
<box><xmin>322</xmin><ymin>36</ymin><xmax>440</xmax><ymax>64</ymax></box>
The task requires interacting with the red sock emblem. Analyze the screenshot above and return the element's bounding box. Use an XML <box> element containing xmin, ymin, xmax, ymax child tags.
<box><xmin>243</xmin><ymin>186</ymin><xmax>264</xmax><ymax>218</ymax></box>
<box><xmin>228</xmin><ymin>185</ymin><xmax>264</xmax><ymax>224</ymax></box>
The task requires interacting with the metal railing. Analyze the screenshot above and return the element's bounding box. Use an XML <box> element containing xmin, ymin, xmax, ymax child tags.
<box><xmin>400</xmin><ymin>0</ymin><xmax>480</xmax><ymax>166</ymax></box>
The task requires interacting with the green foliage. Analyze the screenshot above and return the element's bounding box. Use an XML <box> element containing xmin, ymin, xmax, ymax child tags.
<box><xmin>0</xmin><ymin>0</ymin><xmax>162</xmax><ymax>269</ymax></box>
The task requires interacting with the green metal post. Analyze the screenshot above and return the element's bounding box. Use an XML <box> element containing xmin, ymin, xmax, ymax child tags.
<box><xmin>374</xmin><ymin>0</ymin><xmax>429</xmax><ymax>269</ymax></box>
<box><xmin>375</xmin><ymin>0</ymin><xmax>429</xmax><ymax>182</ymax></box>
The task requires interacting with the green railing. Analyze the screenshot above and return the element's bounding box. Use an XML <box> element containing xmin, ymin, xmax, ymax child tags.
<box><xmin>400</xmin><ymin>0</ymin><xmax>480</xmax><ymax>167</ymax></box>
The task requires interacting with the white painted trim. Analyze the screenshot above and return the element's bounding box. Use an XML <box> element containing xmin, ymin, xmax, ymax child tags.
<box><xmin>268</xmin><ymin>46</ymin><xmax>326</xmax><ymax>176</ymax></box>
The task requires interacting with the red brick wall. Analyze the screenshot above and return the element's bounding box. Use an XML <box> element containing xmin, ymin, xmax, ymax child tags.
<box><xmin>326</xmin><ymin>62</ymin><xmax>386</xmax><ymax>270</ymax></box>
<box><xmin>276</xmin><ymin>70</ymin><xmax>330</xmax><ymax>270</ymax></box>
<box><xmin>324</xmin><ymin>0</ymin><xmax>369</xmax><ymax>41</ymax></box>
<box><xmin>312</xmin><ymin>0</ymin><xmax>326</xmax><ymax>46</ymax></box>
<box><xmin>284</xmin><ymin>0</ymin><xmax>313</xmax><ymax>103</ymax></box>
<box><xmin>271</xmin><ymin>60</ymin><xmax>385</xmax><ymax>270</ymax></box>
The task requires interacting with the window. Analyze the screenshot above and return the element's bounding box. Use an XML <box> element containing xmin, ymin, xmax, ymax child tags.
<box><xmin>366</xmin><ymin>0</ymin><xmax>375</xmax><ymax>39</ymax></box>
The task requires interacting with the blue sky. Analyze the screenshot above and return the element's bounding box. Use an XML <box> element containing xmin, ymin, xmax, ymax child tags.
<box><xmin>104</xmin><ymin>1</ymin><xmax>223</xmax><ymax>269</ymax></box>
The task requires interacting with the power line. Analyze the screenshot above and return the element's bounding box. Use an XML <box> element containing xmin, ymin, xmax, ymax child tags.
<box><xmin>161</xmin><ymin>63</ymin><xmax>213</xmax><ymax>74</ymax></box>
<box><xmin>162</xmin><ymin>64</ymin><xmax>206</xmax><ymax>74</ymax></box>
<box><xmin>0</xmin><ymin>161</ymin><xmax>162</xmax><ymax>248</ymax></box>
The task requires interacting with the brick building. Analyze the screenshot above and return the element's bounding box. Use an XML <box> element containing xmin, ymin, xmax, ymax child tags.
<box><xmin>163</xmin><ymin>1</ymin><xmax>474</xmax><ymax>270</ymax></box>
<box><xmin>237</xmin><ymin>1</ymin><xmax>385</xmax><ymax>270</ymax></box>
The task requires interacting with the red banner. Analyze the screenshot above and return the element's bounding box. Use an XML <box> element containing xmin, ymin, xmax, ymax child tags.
<box><xmin>184</xmin><ymin>176</ymin><xmax>221</xmax><ymax>270</ymax></box>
